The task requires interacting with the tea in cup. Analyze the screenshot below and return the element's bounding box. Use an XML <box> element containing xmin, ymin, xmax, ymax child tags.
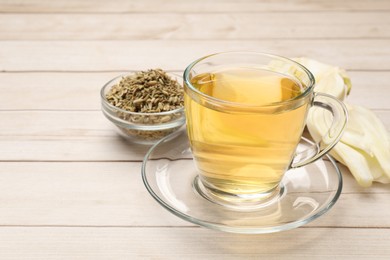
<box><xmin>183</xmin><ymin>52</ymin><xmax>347</xmax><ymax>209</ymax></box>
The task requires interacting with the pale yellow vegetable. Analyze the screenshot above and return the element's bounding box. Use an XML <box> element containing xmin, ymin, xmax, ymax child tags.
<box><xmin>307</xmin><ymin>103</ymin><xmax>390</xmax><ymax>187</ymax></box>
<box><xmin>331</xmin><ymin>142</ymin><xmax>374</xmax><ymax>187</ymax></box>
<box><xmin>296</xmin><ymin>57</ymin><xmax>390</xmax><ymax>186</ymax></box>
<box><xmin>293</xmin><ymin>57</ymin><xmax>350</xmax><ymax>100</ymax></box>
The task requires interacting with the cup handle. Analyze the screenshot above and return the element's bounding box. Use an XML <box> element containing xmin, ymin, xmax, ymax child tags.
<box><xmin>291</xmin><ymin>92</ymin><xmax>348</xmax><ymax>168</ymax></box>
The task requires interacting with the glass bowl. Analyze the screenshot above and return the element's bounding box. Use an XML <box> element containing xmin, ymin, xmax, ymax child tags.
<box><xmin>100</xmin><ymin>73</ymin><xmax>185</xmax><ymax>145</ymax></box>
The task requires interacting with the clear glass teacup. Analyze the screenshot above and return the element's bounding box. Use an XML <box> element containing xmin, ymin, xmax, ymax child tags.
<box><xmin>183</xmin><ymin>52</ymin><xmax>348</xmax><ymax>209</ymax></box>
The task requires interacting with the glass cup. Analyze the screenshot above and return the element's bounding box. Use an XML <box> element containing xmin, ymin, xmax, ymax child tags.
<box><xmin>183</xmin><ymin>52</ymin><xmax>348</xmax><ymax>210</ymax></box>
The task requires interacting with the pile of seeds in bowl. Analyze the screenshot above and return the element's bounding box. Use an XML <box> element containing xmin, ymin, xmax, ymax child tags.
<box><xmin>106</xmin><ymin>68</ymin><xmax>184</xmax><ymax>114</ymax></box>
<box><xmin>105</xmin><ymin>69</ymin><xmax>184</xmax><ymax>141</ymax></box>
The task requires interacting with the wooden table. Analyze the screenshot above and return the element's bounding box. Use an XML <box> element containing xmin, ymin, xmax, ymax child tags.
<box><xmin>0</xmin><ymin>0</ymin><xmax>389</xmax><ymax>258</ymax></box>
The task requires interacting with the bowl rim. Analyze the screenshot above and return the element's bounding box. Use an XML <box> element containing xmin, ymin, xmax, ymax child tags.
<box><xmin>100</xmin><ymin>72</ymin><xmax>185</xmax><ymax>116</ymax></box>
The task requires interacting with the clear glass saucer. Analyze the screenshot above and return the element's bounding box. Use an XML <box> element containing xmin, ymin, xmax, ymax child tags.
<box><xmin>142</xmin><ymin>129</ymin><xmax>343</xmax><ymax>234</ymax></box>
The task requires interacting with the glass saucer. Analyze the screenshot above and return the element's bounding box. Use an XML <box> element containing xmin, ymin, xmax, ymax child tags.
<box><xmin>142</xmin><ymin>130</ymin><xmax>343</xmax><ymax>234</ymax></box>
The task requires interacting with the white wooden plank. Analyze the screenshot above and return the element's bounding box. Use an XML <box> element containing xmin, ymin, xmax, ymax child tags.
<box><xmin>0</xmin><ymin>71</ymin><xmax>388</xmax><ymax>110</ymax></box>
<box><xmin>0</xmin><ymin>138</ymin><xmax>149</xmax><ymax>161</ymax></box>
<box><xmin>0</xmin><ymin>227</ymin><xmax>388</xmax><ymax>259</ymax></box>
<box><xmin>0</xmin><ymin>40</ymin><xmax>389</xmax><ymax>71</ymax></box>
<box><xmin>1</xmin><ymin>12</ymin><xmax>389</xmax><ymax>40</ymax></box>
<box><xmin>0</xmin><ymin>110</ymin><xmax>389</xmax><ymax>161</ymax></box>
<box><xmin>346</xmin><ymin>71</ymin><xmax>390</xmax><ymax>109</ymax></box>
<box><xmin>0</xmin><ymin>162</ymin><xmax>388</xmax><ymax>227</ymax></box>
<box><xmin>0</xmin><ymin>111</ymin><xmax>155</xmax><ymax>161</ymax></box>
<box><xmin>0</xmin><ymin>111</ymin><xmax>111</xmax><ymax>137</ymax></box>
<box><xmin>0</xmin><ymin>111</ymin><xmax>150</xmax><ymax>161</ymax></box>
<box><xmin>0</xmin><ymin>162</ymin><xmax>189</xmax><ymax>227</ymax></box>
<box><xmin>0</xmin><ymin>72</ymin><xmax>129</xmax><ymax>110</ymax></box>
<box><xmin>0</xmin><ymin>0</ymin><xmax>389</xmax><ymax>13</ymax></box>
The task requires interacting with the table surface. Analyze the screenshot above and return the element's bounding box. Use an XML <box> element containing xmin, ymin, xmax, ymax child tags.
<box><xmin>1</xmin><ymin>0</ymin><xmax>390</xmax><ymax>259</ymax></box>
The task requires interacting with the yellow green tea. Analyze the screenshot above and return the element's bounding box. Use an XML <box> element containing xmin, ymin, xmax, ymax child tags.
<box><xmin>185</xmin><ymin>68</ymin><xmax>309</xmax><ymax>195</ymax></box>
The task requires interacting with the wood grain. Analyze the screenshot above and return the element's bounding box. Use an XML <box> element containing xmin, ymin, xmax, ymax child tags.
<box><xmin>0</xmin><ymin>40</ymin><xmax>390</xmax><ymax>71</ymax></box>
<box><xmin>1</xmin><ymin>12</ymin><xmax>389</xmax><ymax>40</ymax></box>
<box><xmin>0</xmin><ymin>162</ymin><xmax>388</xmax><ymax>228</ymax></box>
<box><xmin>0</xmin><ymin>110</ymin><xmax>388</xmax><ymax>161</ymax></box>
<box><xmin>0</xmin><ymin>71</ymin><xmax>388</xmax><ymax>110</ymax></box>
<box><xmin>1</xmin><ymin>0</ymin><xmax>389</xmax><ymax>13</ymax></box>
<box><xmin>0</xmin><ymin>227</ymin><xmax>388</xmax><ymax>259</ymax></box>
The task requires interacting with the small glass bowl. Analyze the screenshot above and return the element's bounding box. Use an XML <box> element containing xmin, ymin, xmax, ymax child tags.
<box><xmin>100</xmin><ymin>73</ymin><xmax>185</xmax><ymax>145</ymax></box>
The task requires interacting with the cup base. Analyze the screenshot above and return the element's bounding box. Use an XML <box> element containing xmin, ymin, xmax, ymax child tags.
<box><xmin>193</xmin><ymin>176</ymin><xmax>284</xmax><ymax>211</ymax></box>
<box><xmin>142</xmin><ymin>129</ymin><xmax>343</xmax><ymax>234</ymax></box>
